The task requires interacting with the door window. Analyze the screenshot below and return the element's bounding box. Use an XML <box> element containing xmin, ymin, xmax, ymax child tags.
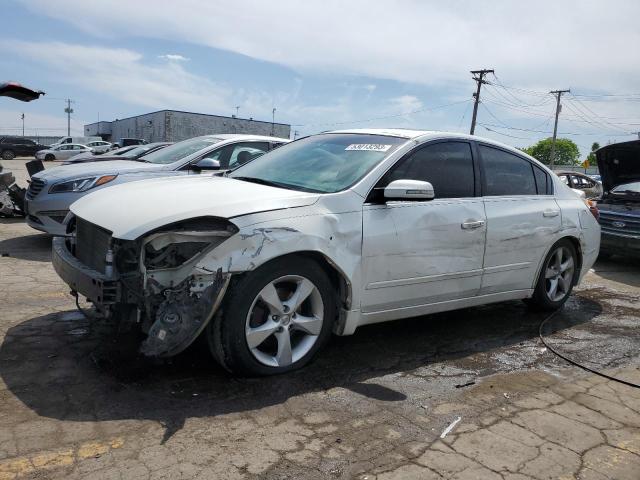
<box><xmin>480</xmin><ymin>146</ymin><xmax>537</xmax><ymax>196</ymax></box>
<box><xmin>383</xmin><ymin>142</ymin><xmax>475</xmax><ymax>198</ymax></box>
<box><xmin>228</xmin><ymin>142</ymin><xmax>270</xmax><ymax>168</ymax></box>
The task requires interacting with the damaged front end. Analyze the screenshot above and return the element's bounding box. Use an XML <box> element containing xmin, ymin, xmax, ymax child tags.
<box><xmin>54</xmin><ymin>216</ymin><xmax>238</xmax><ymax>357</ymax></box>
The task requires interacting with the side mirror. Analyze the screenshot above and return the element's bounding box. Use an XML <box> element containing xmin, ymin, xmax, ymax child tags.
<box><xmin>193</xmin><ymin>158</ymin><xmax>221</xmax><ymax>170</ymax></box>
<box><xmin>384</xmin><ymin>179</ymin><xmax>434</xmax><ymax>201</ymax></box>
<box><xmin>571</xmin><ymin>188</ymin><xmax>586</xmax><ymax>199</ymax></box>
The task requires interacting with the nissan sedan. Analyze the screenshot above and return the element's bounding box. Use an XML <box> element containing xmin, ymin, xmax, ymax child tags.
<box><xmin>52</xmin><ymin>129</ymin><xmax>600</xmax><ymax>375</ymax></box>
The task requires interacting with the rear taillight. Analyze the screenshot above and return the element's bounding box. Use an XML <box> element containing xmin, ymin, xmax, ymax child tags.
<box><xmin>584</xmin><ymin>199</ymin><xmax>599</xmax><ymax>221</ymax></box>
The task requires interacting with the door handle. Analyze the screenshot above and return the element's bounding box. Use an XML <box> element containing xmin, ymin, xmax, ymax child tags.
<box><xmin>461</xmin><ymin>220</ymin><xmax>485</xmax><ymax>230</ymax></box>
<box><xmin>543</xmin><ymin>209</ymin><xmax>560</xmax><ymax>218</ymax></box>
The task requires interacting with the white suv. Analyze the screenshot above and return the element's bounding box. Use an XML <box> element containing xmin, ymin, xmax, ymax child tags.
<box><xmin>52</xmin><ymin>129</ymin><xmax>600</xmax><ymax>375</ymax></box>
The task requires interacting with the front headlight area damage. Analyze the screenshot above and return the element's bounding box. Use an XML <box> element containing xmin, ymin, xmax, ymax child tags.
<box><xmin>115</xmin><ymin>217</ymin><xmax>238</xmax><ymax>357</ymax></box>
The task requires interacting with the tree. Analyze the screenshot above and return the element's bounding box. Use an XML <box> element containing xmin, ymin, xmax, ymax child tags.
<box><xmin>586</xmin><ymin>142</ymin><xmax>600</xmax><ymax>165</ymax></box>
<box><xmin>522</xmin><ymin>138</ymin><xmax>580</xmax><ymax>166</ymax></box>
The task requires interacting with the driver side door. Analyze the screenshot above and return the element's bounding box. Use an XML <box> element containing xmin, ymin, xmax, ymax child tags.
<box><xmin>361</xmin><ymin>141</ymin><xmax>486</xmax><ymax>316</ymax></box>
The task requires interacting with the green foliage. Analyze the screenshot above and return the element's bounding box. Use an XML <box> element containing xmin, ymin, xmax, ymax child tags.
<box><xmin>586</xmin><ymin>142</ymin><xmax>600</xmax><ymax>165</ymax></box>
<box><xmin>522</xmin><ymin>138</ymin><xmax>581</xmax><ymax>166</ymax></box>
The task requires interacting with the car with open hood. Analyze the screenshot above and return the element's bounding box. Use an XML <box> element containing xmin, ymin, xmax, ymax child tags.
<box><xmin>52</xmin><ymin>129</ymin><xmax>600</xmax><ymax>376</ymax></box>
<box><xmin>25</xmin><ymin>134</ymin><xmax>288</xmax><ymax>235</ymax></box>
<box><xmin>596</xmin><ymin>139</ymin><xmax>640</xmax><ymax>258</ymax></box>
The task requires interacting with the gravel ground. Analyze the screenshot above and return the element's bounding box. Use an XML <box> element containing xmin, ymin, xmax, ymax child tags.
<box><xmin>0</xmin><ymin>158</ymin><xmax>639</xmax><ymax>479</ymax></box>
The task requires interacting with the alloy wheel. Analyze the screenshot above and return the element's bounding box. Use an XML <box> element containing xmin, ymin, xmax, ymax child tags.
<box><xmin>544</xmin><ymin>246</ymin><xmax>575</xmax><ymax>302</ymax></box>
<box><xmin>245</xmin><ymin>275</ymin><xmax>324</xmax><ymax>367</ymax></box>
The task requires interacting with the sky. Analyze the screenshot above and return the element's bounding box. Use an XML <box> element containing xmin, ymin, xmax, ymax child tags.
<box><xmin>1</xmin><ymin>0</ymin><xmax>639</xmax><ymax>157</ymax></box>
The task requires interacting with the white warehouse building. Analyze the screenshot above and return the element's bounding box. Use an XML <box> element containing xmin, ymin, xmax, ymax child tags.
<box><xmin>84</xmin><ymin>109</ymin><xmax>291</xmax><ymax>143</ymax></box>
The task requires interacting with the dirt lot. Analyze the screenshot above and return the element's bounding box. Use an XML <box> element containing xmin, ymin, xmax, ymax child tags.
<box><xmin>1</xmin><ymin>158</ymin><xmax>639</xmax><ymax>479</ymax></box>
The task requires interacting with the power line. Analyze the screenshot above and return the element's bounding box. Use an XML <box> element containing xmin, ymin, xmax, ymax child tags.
<box><xmin>477</xmin><ymin>122</ymin><xmax>632</xmax><ymax>137</ymax></box>
<box><xmin>292</xmin><ymin>99</ymin><xmax>470</xmax><ymax>128</ymax></box>
<box><xmin>469</xmin><ymin>68</ymin><xmax>494</xmax><ymax>134</ymax></box>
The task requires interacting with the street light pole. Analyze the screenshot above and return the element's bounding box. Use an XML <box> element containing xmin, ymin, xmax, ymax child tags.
<box><xmin>21</xmin><ymin>113</ymin><xmax>24</xmax><ymax>137</ymax></box>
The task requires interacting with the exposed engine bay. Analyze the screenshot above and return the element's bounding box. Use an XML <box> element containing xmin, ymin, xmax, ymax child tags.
<box><xmin>65</xmin><ymin>216</ymin><xmax>238</xmax><ymax>357</ymax></box>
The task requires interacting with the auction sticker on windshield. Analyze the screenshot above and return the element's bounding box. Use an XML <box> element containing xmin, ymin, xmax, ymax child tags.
<box><xmin>345</xmin><ymin>144</ymin><xmax>392</xmax><ymax>152</ymax></box>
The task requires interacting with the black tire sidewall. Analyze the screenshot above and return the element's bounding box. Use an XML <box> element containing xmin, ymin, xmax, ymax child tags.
<box><xmin>209</xmin><ymin>257</ymin><xmax>336</xmax><ymax>376</ymax></box>
<box><xmin>1</xmin><ymin>150</ymin><xmax>15</xmax><ymax>160</ymax></box>
<box><xmin>45</xmin><ymin>154</ymin><xmax>54</xmax><ymax>161</ymax></box>
<box><xmin>531</xmin><ymin>239</ymin><xmax>578</xmax><ymax>311</ymax></box>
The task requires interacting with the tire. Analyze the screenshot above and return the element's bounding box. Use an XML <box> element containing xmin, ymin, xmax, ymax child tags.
<box><xmin>205</xmin><ymin>256</ymin><xmax>336</xmax><ymax>376</ymax></box>
<box><xmin>526</xmin><ymin>239</ymin><xmax>578</xmax><ymax>311</ymax></box>
<box><xmin>1</xmin><ymin>150</ymin><xmax>15</xmax><ymax>160</ymax></box>
<box><xmin>44</xmin><ymin>154</ymin><xmax>55</xmax><ymax>161</ymax></box>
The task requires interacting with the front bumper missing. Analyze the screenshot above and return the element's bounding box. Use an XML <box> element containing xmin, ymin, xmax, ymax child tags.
<box><xmin>52</xmin><ymin>236</ymin><xmax>231</xmax><ymax>357</ymax></box>
<box><xmin>52</xmin><ymin>236</ymin><xmax>119</xmax><ymax>304</ymax></box>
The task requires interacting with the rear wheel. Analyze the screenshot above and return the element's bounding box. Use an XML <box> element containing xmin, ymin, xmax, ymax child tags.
<box><xmin>527</xmin><ymin>239</ymin><xmax>578</xmax><ymax>311</ymax></box>
<box><xmin>1</xmin><ymin>150</ymin><xmax>15</xmax><ymax>160</ymax></box>
<box><xmin>205</xmin><ymin>257</ymin><xmax>336</xmax><ymax>376</ymax></box>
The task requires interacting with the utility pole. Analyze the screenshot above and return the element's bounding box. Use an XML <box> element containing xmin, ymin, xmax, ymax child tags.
<box><xmin>235</xmin><ymin>106</ymin><xmax>240</xmax><ymax>117</ymax></box>
<box><xmin>21</xmin><ymin>113</ymin><xmax>24</xmax><ymax>137</ymax></box>
<box><xmin>469</xmin><ymin>69</ymin><xmax>494</xmax><ymax>135</ymax></box>
<box><xmin>271</xmin><ymin>107</ymin><xmax>276</xmax><ymax>136</ymax></box>
<box><xmin>548</xmin><ymin>89</ymin><xmax>570</xmax><ymax>170</ymax></box>
<box><xmin>64</xmin><ymin>99</ymin><xmax>74</xmax><ymax>136</ymax></box>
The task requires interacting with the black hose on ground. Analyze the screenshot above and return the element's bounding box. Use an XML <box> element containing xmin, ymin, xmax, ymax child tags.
<box><xmin>539</xmin><ymin>311</ymin><xmax>640</xmax><ymax>389</ymax></box>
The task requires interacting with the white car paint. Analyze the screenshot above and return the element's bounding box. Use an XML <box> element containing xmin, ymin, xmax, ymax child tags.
<box><xmin>25</xmin><ymin>134</ymin><xmax>289</xmax><ymax>235</ymax></box>
<box><xmin>53</xmin><ymin>129</ymin><xmax>600</xmax><ymax>369</ymax></box>
<box><xmin>84</xmin><ymin>141</ymin><xmax>113</xmax><ymax>154</ymax></box>
<box><xmin>35</xmin><ymin>143</ymin><xmax>93</xmax><ymax>161</ymax></box>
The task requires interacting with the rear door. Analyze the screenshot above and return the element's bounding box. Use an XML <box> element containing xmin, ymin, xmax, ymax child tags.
<box><xmin>361</xmin><ymin>140</ymin><xmax>486</xmax><ymax>313</ymax></box>
<box><xmin>478</xmin><ymin>144</ymin><xmax>560</xmax><ymax>294</ymax></box>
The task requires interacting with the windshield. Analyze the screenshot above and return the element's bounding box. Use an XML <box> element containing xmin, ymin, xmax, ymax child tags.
<box><xmin>141</xmin><ymin>137</ymin><xmax>221</xmax><ymax>165</ymax></box>
<box><xmin>122</xmin><ymin>145</ymin><xmax>154</xmax><ymax>157</ymax></box>
<box><xmin>612</xmin><ymin>181</ymin><xmax>640</xmax><ymax>194</ymax></box>
<box><xmin>229</xmin><ymin>134</ymin><xmax>406</xmax><ymax>193</ymax></box>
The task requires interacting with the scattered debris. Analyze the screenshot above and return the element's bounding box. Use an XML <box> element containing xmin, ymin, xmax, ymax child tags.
<box><xmin>67</xmin><ymin>327</ymin><xmax>88</xmax><ymax>336</ymax></box>
<box><xmin>455</xmin><ymin>381</ymin><xmax>476</xmax><ymax>389</ymax></box>
<box><xmin>440</xmin><ymin>416</ymin><xmax>462</xmax><ymax>439</ymax></box>
<box><xmin>503</xmin><ymin>392</ymin><xmax>510</xmax><ymax>399</ymax></box>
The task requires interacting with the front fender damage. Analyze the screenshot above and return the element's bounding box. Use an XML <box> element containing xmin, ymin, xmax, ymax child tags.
<box><xmin>140</xmin><ymin>268</ymin><xmax>230</xmax><ymax>357</ymax></box>
<box><xmin>122</xmin><ymin>224</ymin><xmax>235</xmax><ymax>357</ymax></box>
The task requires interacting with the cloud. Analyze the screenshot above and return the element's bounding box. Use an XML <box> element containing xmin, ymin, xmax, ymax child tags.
<box><xmin>16</xmin><ymin>0</ymin><xmax>640</xmax><ymax>93</ymax></box>
<box><xmin>0</xmin><ymin>40</ymin><xmax>232</xmax><ymax>113</ymax></box>
<box><xmin>389</xmin><ymin>95</ymin><xmax>423</xmax><ymax>114</ymax></box>
<box><xmin>158</xmin><ymin>54</ymin><xmax>189</xmax><ymax>62</ymax></box>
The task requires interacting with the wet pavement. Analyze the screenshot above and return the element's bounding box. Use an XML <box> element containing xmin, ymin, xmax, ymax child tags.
<box><xmin>0</xmin><ymin>159</ymin><xmax>639</xmax><ymax>479</ymax></box>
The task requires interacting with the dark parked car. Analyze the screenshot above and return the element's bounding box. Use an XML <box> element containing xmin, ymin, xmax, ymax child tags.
<box><xmin>596</xmin><ymin>140</ymin><xmax>640</xmax><ymax>258</ymax></box>
<box><xmin>0</xmin><ymin>136</ymin><xmax>47</xmax><ymax>160</ymax></box>
<box><xmin>114</xmin><ymin>138</ymin><xmax>147</xmax><ymax>148</ymax></box>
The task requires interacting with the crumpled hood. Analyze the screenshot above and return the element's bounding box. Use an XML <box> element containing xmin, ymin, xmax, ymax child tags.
<box><xmin>70</xmin><ymin>175</ymin><xmax>320</xmax><ymax>240</ymax></box>
<box><xmin>596</xmin><ymin>140</ymin><xmax>640</xmax><ymax>192</ymax></box>
<box><xmin>33</xmin><ymin>160</ymin><xmax>162</xmax><ymax>182</ymax></box>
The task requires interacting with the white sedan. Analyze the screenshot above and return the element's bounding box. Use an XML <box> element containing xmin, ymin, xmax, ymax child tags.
<box><xmin>35</xmin><ymin>143</ymin><xmax>93</xmax><ymax>161</ymax></box>
<box><xmin>52</xmin><ymin>129</ymin><xmax>601</xmax><ymax>375</ymax></box>
<box><xmin>84</xmin><ymin>140</ymin><xmax>113</xmax><ymax>154</ymax></box>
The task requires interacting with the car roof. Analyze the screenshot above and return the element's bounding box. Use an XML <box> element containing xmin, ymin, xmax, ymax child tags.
<box><xmin>213</xmin><ymin>134</ymin><xmax>290</xmax><ymax>142</ymax></box>
<box><xmin>323</xmin><ymin>129</ymin><xmax>542</xmax><ymax>162</ymax></box>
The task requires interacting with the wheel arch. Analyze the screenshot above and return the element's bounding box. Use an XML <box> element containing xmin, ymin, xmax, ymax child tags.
<box><xmin>238</xmin><ymin>250</ymin><xmax>353</xmax><ymax>312</ymax></box>
<box><xmin>532</xmin><ymin>234</ymin><xmax>583</xmax><ymax>289</ymax></box>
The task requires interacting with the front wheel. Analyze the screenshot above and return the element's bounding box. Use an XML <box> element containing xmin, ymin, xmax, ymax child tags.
<box><xmin>1</xmin><ymin>150</ymin><xmax>15</xmax><ymax>160</ymax></box>
<box><xmin>44</xmin><ymin>154</ymin><xmax>55</xmax><ymax>161</ymax></box>
<box><xmin>526</xmin><ymin>239</ymin><xmax>578</xmax><ymax>311</ymax></box>
<box><xmin>205</xmin><ymin>256</ymin><xmax>336</xmax><ymax>376</ymax></box>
